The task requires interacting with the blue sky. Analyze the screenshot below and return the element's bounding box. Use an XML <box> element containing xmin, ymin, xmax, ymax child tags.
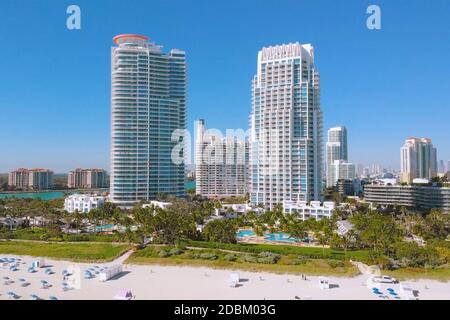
<box><xmin>0</xmin><ymin>0</ymin><xmax>449</xmax><ymax>173</ymax></box>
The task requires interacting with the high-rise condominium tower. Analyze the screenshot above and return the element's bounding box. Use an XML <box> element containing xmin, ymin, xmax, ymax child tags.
<box><xmin>400</xmin><ymin>137</ymin><xmax>437</xmax><ymax>183</ymax></box>
<box><xmin>195</xmin><ymin>120</ymin><xmax>248</xmax><ymax>198</ymax></box>
<box><xmin>326</xmin><ymin>126</ymin><xmax>353</xmax><ymax>187</ymax></box>
<box><xmin>110</xmin><ymin>34</ymin><xmax>186</xmax><ymax>207</ymax></box>
<box><xmin>249</xmin><ymin>43</ymin><xmax>323</xmax><ymax>209</ymax></box>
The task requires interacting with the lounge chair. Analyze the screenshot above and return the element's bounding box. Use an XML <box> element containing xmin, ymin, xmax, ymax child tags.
<box><xmin>113</xmin><ymin>289</ymin><xmax>134</xmax><ymax>300</ymax></box>
<box><xmin>6</xmin><ymin>291</ymin><xmax>18</xmax><ymax>299</ymax></box>
<box><xmin>49</xmin><ymin>296</ymin><xmax>58</xmax><ymax>301</ymax></box>
<box><xmin>30</xmin><ymin>294</ymin><xmax>40</xmax><ymax>301</ymax></box>
<box><xmin>62</xmin><ymin>282</ymin><xmax>71</xmax><ymax>291</ymax></box>
<box><xmin>41</xmin><ymin>280</ymin><xmax>51</xmax><ymax>289</ymax></box>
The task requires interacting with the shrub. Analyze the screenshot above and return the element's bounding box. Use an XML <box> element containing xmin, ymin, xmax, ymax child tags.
<box><xmin>169</xmin><ymin>248</ymin><xmax>183</xmax><ymax>256</ymax></box>
<box><xmin>328</xmin><ymin>260</ymin><xmax>345</xmax><ymax>268</ymax></box>
<box><xmin>192</xmin><ymin>252</ymin><xmax>218</xmax><ymax>260</ymax></box>
<box><xmin>199</xmin><ymin>253</ymin><xmax>218</xmax><ymax>260</ymax></box>
<box><xmin>243</xmin><ymin>255</ymin><xmax>258</xmax><ymax>263</ymax></box>
<box><xmin>224</xmin><ymin>254</ymin><xmax>237</xmax><ymax>262</ymax></box>
<box><xmin>258</xmin><ymin>251</ymin><xmax>281</xmax><ymax>260</ymax></box>
<box><xmin>256</xmin><ymin>256</ymin><xmax>278</xmax><ymax>264</ymax></box>
<box><xmin>158</xmin><ymin>250</ymin><xmax>171</xmax><ymax>258</ymax></box>
<box><xmin>290</xmin><ymin>258</ymin><xmax>307</xmax><ymax>265</ymax></box>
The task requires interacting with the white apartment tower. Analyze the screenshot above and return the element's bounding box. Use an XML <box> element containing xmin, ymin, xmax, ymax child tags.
<box><xmin>249</xmin><ymin>43</ymin><xmax>323</xmax><ymax>209</ymax></box>
<box><xmin>328</xmin><ymin>160</ymin><xmax>356</xmax><ymax>186</ymax></box>
<box><xmin>400</xmin><ymin>137</ymin><xmax>437</xmax><ymax>183</ymax></box>
<box><xmin>195</xmin><ymin>120</ymin><xmax>248</xmax><ymax>198</ymax></box>
<box><xmin>326</xmin><ymin>126</ymin><xmax>352</xmax><ymax>187</ymax></box>
<box><xmin>110</xmin><ymin>34</ymin><xmax>187</xmax><ymax>207</ymax></box>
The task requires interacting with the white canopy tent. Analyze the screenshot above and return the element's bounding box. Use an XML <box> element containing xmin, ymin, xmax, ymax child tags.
<box><xmin>228</xmin><ymin>272</ymin><xmax>240</xmax><ymax>287</ymax></box>
<box><xmin>318</xmin><ymin>276</ymin><xmax>330</xmax><ymax>289</ymax></box>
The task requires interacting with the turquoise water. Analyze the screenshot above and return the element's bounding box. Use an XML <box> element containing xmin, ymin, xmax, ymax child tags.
<box><xmin>95</xmin><ymin>224</ymin><xmax>115</xmax><ymax>232</ymax></box>
<box><xmin>0</xmin><ymin>181</ymin><xmax>195</xmax><ymax>200</ymax></box>
<box><xmin>0</xmin><ymin>191</ymin><xmax>65</xmax><ymax>200</ymax></box>
<box><xmin>237</xmin><ymin>229</ymin><xmax>256</xmax><ymax>237</ymax></box>
<box><xmin>264</xmin><ymin>232</ymin><xmax>300</xmax><ymax>242</ymax></box>
<box><xmin>236</xmin><ymin>229</ymin><xmax>308</xmax><ymax>243</ymax></box>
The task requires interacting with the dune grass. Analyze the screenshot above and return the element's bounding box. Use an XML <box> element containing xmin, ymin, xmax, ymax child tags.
<box><xmin>187</xmin><ymin>240</ymin><xmax>371</xmax><ymax>262</ymax></box>
<box><xmin>385</xmin><ymin>267</ymin><xmax>450</xmax><ymax>282</ymax></box>
<box><xmin>0</xmin><ymin>240</ymin><xmax>130</xmax><ymax>262</ymax></box>
<box><xmin>126</xmin><ymin>245</ymin><xmax>360</xmax><ymax>277</ymax></box>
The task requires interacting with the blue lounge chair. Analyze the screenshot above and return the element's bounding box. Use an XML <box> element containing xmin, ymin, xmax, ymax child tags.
<box><xmin>388</xmin><ymin>290</ymin><xmax>397</xmax><ymax>296</ymax></box>
<box><xmin>6</xmin><ymin>291</ymin><xmax>18</xmax><ymax>299</ymax></box>
<box><xmin>62</xmin><ymin>282</ymin><xmax>70</xmax><ymax>291</ymax></box>
<box><xmin>30</xmin><ymin>294</ymin><xmax>40</xmax><ymax>300</ymax></box>
<box><xmin>49</xmin><ymin>296</ymin><xmax>58</xmax><ymax>300</ymax></box>
<box><xmin>3</xmin><ymin>277</ymin><xmax>13</xmax><ymax>285</ymax></box>
<box><xmin>41</xmin><ymin>280</ymin><xmax>50</xmax><ymax>289</ymax></box>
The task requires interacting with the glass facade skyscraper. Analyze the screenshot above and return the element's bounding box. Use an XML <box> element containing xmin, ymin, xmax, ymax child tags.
<box><xmin>110</xmin><ymin>34</ymin><xmax>186</xmax><ymax>207</ymax></box>
<box><xmin>326</xmin><ymin>126</ymin><xmax>350</xmax><ymax>187</ymax></box>
<box><xmin>249</xmin><ymin>43</ymin><xmax>323</xmax><ymax>209</ymax></box>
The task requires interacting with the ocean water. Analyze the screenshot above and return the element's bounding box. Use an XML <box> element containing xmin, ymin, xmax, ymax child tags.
<box><xmin>0</xmin><ymin>181</ymin><xmax>196</xmax><ymax>200</ymax></box>
<box><xmin>0</xmin><ymin>191</ymin><xmax>66</xmax><ymax>200</ymax></box>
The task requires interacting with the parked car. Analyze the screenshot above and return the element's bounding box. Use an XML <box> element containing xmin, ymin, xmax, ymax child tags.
<box><xmin>372</xmin><ymin>275</ymin><xmax>397</xmax><ymax>284</ymax></box>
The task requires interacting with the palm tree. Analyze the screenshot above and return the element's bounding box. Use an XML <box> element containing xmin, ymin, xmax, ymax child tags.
<box><xmin>315</xmin><ymin>232</ymin><xmax>328</xmax><ymax>257</ymax></box>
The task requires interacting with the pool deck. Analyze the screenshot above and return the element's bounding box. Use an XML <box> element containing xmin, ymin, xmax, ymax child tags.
<box><xmin>238</xmin><ymin>236</ymin><xmax>330</xmax><ymax>249</ymax></box>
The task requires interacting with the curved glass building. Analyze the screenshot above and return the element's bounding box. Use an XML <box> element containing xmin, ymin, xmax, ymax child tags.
<box><xmin>111</xmin><ymin>34</ymin><xmax>186</xmax><ymax>207</ymax></box>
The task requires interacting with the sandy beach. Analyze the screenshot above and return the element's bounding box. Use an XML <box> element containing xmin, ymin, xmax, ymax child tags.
<box><xmin>0</xmin><ymin>253</ymin><xmax>449</xmax><ymax>300</ymax></box>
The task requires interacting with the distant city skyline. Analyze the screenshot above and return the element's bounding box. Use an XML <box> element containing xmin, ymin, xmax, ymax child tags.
<box><xmin>0</xmin><ymin>0</ymin><xmax>449</xmax><ymax>172</ymax></box>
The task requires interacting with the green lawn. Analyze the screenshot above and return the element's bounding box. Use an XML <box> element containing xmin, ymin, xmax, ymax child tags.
<box><xmin>0</xmin><ymin>241</ymin><xmax>130</xmax><ymax>262</ymax></box>
<box><xmin>126</xmin><ymin>245</ymin><xmax>360</xmax><ymax>277</ymax></box>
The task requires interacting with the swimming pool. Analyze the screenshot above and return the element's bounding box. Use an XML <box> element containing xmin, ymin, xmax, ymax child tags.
<box><xmin>95</xmin><ymin>224</ymin><xmax>115</xmax><ymax>232</ymax></box>
<box><xmin>264</xmin><ymin>232</ymin><xmax>300</xmax><ymax>242</ymax></box>
<box><xmin>236</xmin><ymin>229</ymin><xmax>256</xmax><ymax>237</ymax></box>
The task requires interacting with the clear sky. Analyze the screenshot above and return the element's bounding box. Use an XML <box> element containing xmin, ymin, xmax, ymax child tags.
<box><xmin>0</xmin><ymin>0</ymin><xmax>449</xmax><ymax>173</ymax></box>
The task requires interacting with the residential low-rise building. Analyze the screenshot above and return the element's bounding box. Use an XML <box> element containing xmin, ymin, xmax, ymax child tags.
<box><xmin>364</xmin><ymin>183</ymin><xmax>450</xmax><ymax>213</ymax></box>
<box><xmin>64</xmin><ymin>194</ymin><xmax>106</xmax><ymax>213</ymax></box>
<box><xmin>142</xmin><ymin>201</ymin><xmax>173</xmax><ymax>210</ymax></box>
<box><xmin>336</xmin><ymin>220</ymin><xmax>354</xmax><ymax>236</ymax></box>
<box><xmin>283</xmin><ymin>200</ymin><xmax>335</xmax><ymax>220</ymax></box>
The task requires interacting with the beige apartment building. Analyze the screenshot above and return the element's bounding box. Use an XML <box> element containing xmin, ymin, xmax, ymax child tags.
<box><xmin>8</xmin><ymin>168</ymin><xmax>54</xmax><ymax>190</ymax></box>
<box><xmin>67</xmin><ymin>169</ymin><xmax>107</xmax><ymax>189</ymax></box>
